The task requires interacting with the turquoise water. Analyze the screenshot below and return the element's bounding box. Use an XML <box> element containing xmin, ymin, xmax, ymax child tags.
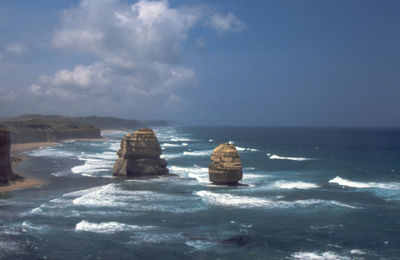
<box><xmin>1</xmin><ymin>127</ymin><xmax>400</xmax><ymax>259</ymax></box>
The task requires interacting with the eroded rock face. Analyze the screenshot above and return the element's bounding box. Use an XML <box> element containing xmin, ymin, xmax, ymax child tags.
<box><xmin>112</xmin><ymin>128</ymin><xmax>169</xmax><ymax>176</ymax></box>
<box><xmin>209</xmin><ymin>143</ymin><xmax>243</xmax><ymax>185</ymax></box>
<box><xmin>0</xmin><ymin>126</ymin><xmax>19</xmax><ymax>185</ymax></box>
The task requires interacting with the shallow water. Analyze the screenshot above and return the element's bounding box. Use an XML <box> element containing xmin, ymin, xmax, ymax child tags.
<box><xmin>1</xmin><ymin>127</ymin><xmax>400</xmax><ymax>259</ymax></box>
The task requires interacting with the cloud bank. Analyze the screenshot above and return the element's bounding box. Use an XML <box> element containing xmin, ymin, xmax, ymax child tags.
<box><xmin>20</xmin><ymin>0</ymin><xmax>244</xmax><ymax>117</ymax></box>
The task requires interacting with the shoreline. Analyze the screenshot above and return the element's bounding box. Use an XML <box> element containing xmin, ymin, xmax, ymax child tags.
<box><xmin>0</xmin><ymin>142</ymin><xmax>58</xmax><ymax>193</ymax></box>
<box><xmin>2</xmin><ymin>135</ymin><xmax>110</xmax><ymax>194</ymax></box>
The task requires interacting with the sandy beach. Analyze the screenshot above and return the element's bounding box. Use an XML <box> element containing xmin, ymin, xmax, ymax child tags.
<box><xmin>0</xmin><ymin>178</ymin><xmax>44</xmax><ymax>193</ymax></box>
<box><xmin>101</xmin><ymin>129</ymin><xmax>126</xmax><ymax>134</ymax></box>
<box><xmin>2</xmin><ymin>137</ymin><xmax>111</xmax><ymax>193</ymax></box>
<box><xmin>11</xmin><ymin>142</ymin><xmax>58</xmax><ymax>154</ymax></box>
<box><xmin>0</xmin><ymin>142</ymin><xmax>58</xmax><ymax>193</ymax></box>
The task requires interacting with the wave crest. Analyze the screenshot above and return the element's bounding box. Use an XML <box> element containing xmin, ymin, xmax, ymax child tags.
<box><xmin>75</xmin><ymin>220</ymin><xmax>154</xmax><ymax>234</ymax></box>
<box><xmin>269</xmin><ymin>154</ymin><xmax>313</xmax><ymax>161</ymax></box>
<box><xmin>329</xmin><ymin>176</ymin><xmax>400</xmax><ymax>189</ymax></box>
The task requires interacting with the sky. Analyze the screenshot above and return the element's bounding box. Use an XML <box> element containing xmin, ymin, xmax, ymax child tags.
<box><xmin>0</xmin><ymin>0</ymin><xmax>399</xmax><ymax>126</ymax></box>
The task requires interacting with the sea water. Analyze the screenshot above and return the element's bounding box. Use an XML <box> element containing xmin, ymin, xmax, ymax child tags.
<box><xmin>0</xmin><ymin>127</ymin><xmax>399</xmax><ymax>259</ymax></box>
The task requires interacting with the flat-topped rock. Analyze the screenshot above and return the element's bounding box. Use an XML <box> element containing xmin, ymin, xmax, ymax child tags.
<box><xmin>208</xmin><ymin>143</ymin><xmax>242</xmax><ymax>185</ymax></box>
<box><xmin>113</xmin><ymin>128</ymin><xmax>169</xmax><ymax>176</ymax></box>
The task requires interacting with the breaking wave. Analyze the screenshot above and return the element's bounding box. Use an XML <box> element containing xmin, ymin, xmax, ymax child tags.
<box><xmin>291</xmin><ymin>251</ymin><xmax>351</xmax><ymax>260</ymax></box>
<box><xmin>161</xmin><ymin>143</ymin><xmax>187</xmax><ymax>148</ymax></box>
<box><xmin>161</xmin><ymin>149</ymin><xmax>213</xmax><ymax>159</ymax></box>
<box><xmin>75</xmin><ymin>220</ymin><xmax>154</xmax><ymax>234</ymax></box>
<box><xmin>28</xmin><ymin>147</ymin><xmax>76</xmax><ymax>158</ymax></box>
<box><xmin>274</xmin><ymin>181</ymin><xmax>320</xmax><ymax>189</ymax></box>
<box><xmin>269</xmin><ymin>154</ymin><xmax>314</xmax><ymax>161</ymax></box>
<box><xmin>196</xmin><ymin>191</ymin><xmax>357</xmax><ymax>209</ymax></box>
<box><xmin>329</xmin><ymin>176</ymin><xmax>400</xmax><ymax>189</ymax></box>
<box><xmin>236</xmin><ymin>146</ymin><xmax>259</xmax><ymax>152</ymax></box>
<box><xmin>169</xmin><ymin>165</ymin><xmax>209</xmax><ymax>183</ymax></box>
<box><xmin>183</xmin><ymin>150</ymin><xmax>213</xmax><ymax>157</ymax></box>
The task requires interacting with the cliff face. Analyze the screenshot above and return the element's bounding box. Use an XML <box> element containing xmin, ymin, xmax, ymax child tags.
<box><xmin>71</xmin><ymin>116</ymin><xmax>146</xmax><ymax>130</ymax></box>
<box><xmin>113</xmin><ymin>128</ymin><xmax>169</xmax><ymax>176</ymax></box>
<box><xmin>0</xmin><ymin>126</ymin><xmax>19</xmax><ymax>185</ymax></box>
<box><xmin>208</xmin><ymin>143</ymin><xmax>243</xmax><ymax>185</ymax></box>
<box><xmin>0</xmin><ymin>115</ymin><xmax>101</xmax><ymax>144</ymax></box>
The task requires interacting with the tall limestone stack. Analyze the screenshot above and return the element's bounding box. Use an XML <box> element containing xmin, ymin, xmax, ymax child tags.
<box><xmin>0</xmin><ymin>125</ymin><xmax>19</xmax><ymax>185</ymax></box>
<box><xmin>112</xmin><ymin>128</ymin><xmax>169</xmax><ymax>176</ymax></box>
<box><xmin>209</xmin><ymin>143</ymin><xmax>243</xmax><ymax>185</ymax></box>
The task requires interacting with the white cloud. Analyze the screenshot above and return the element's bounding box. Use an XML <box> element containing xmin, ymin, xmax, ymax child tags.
<box><xmin>5</xmin><ymin>42</ymin><xmax>28</xmax><ymax>55</ymax></box>
<box><xmin>28</xmin><ymin>0</ymin><xmax>244</xmax><ymax>116</ymax></box>
<box><xmin>208</xmin><ymin>12</ymin><xmax>246</xmax><ymax>33</ymax></box>
<box><xmin>39</xmin><ymin>64</ymin><xmax>109</xmax><ymax>88</ymax></box>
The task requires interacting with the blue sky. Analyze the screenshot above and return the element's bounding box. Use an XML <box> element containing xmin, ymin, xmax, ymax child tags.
<box><xmin>0</xmin><ymin>0</ymin><xmax>399</xmax><ymax>126</ymax></box>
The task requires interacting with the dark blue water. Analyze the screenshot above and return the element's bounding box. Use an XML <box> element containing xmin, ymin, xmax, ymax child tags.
<box><xmin>1</xmin><ymin>127</ymin><xmax>399</xmax><ymax>259</ymax></box>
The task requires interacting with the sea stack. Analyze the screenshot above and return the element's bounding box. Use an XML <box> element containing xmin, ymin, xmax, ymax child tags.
<box><xmin>112</xmin><ymin>128</ymin><xmax>169</xmax><ymax>177</ymax></box>
<box><xmin>208</xmin><ymin>143</ymin><xmax>243</xmax><ymax>185</ymax></box>
<box><xmin>0</xmin><ymin>125</ymin><xmax>19</xmax><ymax>185</ymax></box>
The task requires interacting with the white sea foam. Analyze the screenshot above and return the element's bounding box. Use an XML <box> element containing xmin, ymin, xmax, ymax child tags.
<box><xmin>69</xmin><ymin>183</ymin><xmax>204</xmax><ymax>213</ymax></box>
<box><xmin>28</xmin><ymin>147</ymin><xmax>75</xmax><ymax>158</ymax></box>
<box><xmin>161</xmin><ymin>143</ymin><xmax>181</xmax><ymax>147</ymax></box>
<box><xmin>69</xmin><ymin>151</ymin><xmax>117</xmax><ymax>177</ymax></box>
<box><xmin>185</xmin><ymin>240</ymin><xmax>216</xmax><ymax>250</ymax></box>
<box><xmin>162</xmin><ymin>150</ymin><xmax>213</xmax><ymax>159</ymax></box>
<box><xmin>291</xmin><ymin>251</ymin><xmax>350</xmax><ymax>260</ymax></box>
<box><xmin>350</xmin><ymin>249</ymin><xmax>366</xmax><ymax>255</ymax></box>
<box><xmin>169</xmin><ymin>165</ymin><xmax>208</xmax><ymax>175</ymax></box>
<box><xmin>236</xmin><ymin>146</ymin><xmax>259</xmax><ymax>152</ymax></box>
<box><xmin>183</xmin><ymin>150</ymin><xmax>213</xmax><ymax>156</ymax></box>
<box><xmin>196</xmin><ymin>191</ymin><xmax>357</xmax><ymax>209</ymax></box>
<box><xmin>129</xmin><ymin>232</ymin><xmax>184</xmax><ymax>245</ymax></box>
<box><xmin>160</xmin><ymin>153</ymin><xmax>182</xmax><ymax>159</ymax></box>
<box><xmin>244</xmin><ymin>167</ymin><xmax>255</xmax><ymax>171</ymax></box>
<box><xmin>243</xmin><ymin>173</ymin><xmax>270</xmax><ymax>180</ymax></box>
<box><xmin>51</xmin><ymin>171</ymin><xmax>71</xmax><ymax>177</ymax></box>
<box><xmin>269</xmin><ymin>154</ymin><xmax>313</xmax><ymax>161</ymax></box>
<box><xmin>21</xmin><ymin>221</ymin><xmax>49</xmax><ymax>233</ymax></box>
<box><xmin>169</xmin><ymin>165</ymin><xmax>209</xmax><ymax>183</ymax></box>
<box><xmin>329</xmin><ymin>176</ymin><xmax>400</xmax><ymax>189</ymax></box>
<box><xmin>109</xmin><ymin>142</ymin><xmax>121</xmax><ymax>151</ymax></box>
<box><xmin>71</xmin><ymin>159</ymin><xmax>114</xmax><ymax>175</ymax></box>
<box><xmin>75</xmin><ymin>220</ymin><xmax>154</xmax><ymax>234</ymax></box>
<box><xmin>274</xmin><ymin>181</ymin><xmax>320</xmax><ymax>189</ymax></box>
<box><xmin>28</xmin><ymin>183</ymin><xmax>202</xmax><ymax>216</ymax></box>
<box><xmin>170</xmin><ymin>137</ymin><xmax>194</xmax><ymax>142</ymax></box>
<box><xmin>72</xmin><ymin>184</ymin><xmax>137</xmax><ymax>207</ymax></box>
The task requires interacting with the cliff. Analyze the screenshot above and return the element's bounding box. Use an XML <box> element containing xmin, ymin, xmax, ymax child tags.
<box><xmin>113</xmin><ymin>128</ymin><xmax>169</xmax><ymax>176</ymax></box>
<box><xmin>0</xmin><ymin>115</ymin><xmax>101</xmax><ymax>144</ymax></box>
<box><xmin>209</xmin><ymin>143</ymin><xmax>243</xmax><ymax>185</ymax></box>
<box><xmin>71</xmin><ymin>116</ymin><xmax>146</xmax><ymax>130</ymax></box>
<box><xmin>0</xmin><ymin>125</ymin><xmax>20</xmax><ymax>185</ymax></box>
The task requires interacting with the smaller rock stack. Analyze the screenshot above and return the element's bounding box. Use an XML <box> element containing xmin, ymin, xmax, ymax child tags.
<box><xmin>208</xmin><ymin>143</ymin><xmax>243</xmax><ymax>185</ymax></box>
<box><xmin>112</xmin><ymin>128</ymin><xmax>169</xmax><ymax>177</ymax></box>
<box><xmin>0</xmin><ymin>125</ymin><xmax>19</xmax><ymax>185</ymax></box>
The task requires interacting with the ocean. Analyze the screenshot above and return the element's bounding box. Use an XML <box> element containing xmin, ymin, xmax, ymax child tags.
<box><xmin>1</xmin><ymin>127</ymin><xmax>400</xmax><ymax>259</ymax></box>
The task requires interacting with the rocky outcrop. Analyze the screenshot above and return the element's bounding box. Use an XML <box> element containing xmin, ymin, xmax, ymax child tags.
<box><xmin>208</xmin><ymin>143</ymin><xmax>242</xmax><ymax>185</ymax></box>
<box><xmin>0</xmin><ymin>114</ymin><xmax>101</xmax><ymax>143</ymax></box>
<box><xmin>0</xmin><ymin>125</ymin><xmax>20</xmax><ymax>185</ymax></box>
<box><xmin>113</xmin><ymin>128</ymin><xmax>169</xmax><ymax>176</ymax></box>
